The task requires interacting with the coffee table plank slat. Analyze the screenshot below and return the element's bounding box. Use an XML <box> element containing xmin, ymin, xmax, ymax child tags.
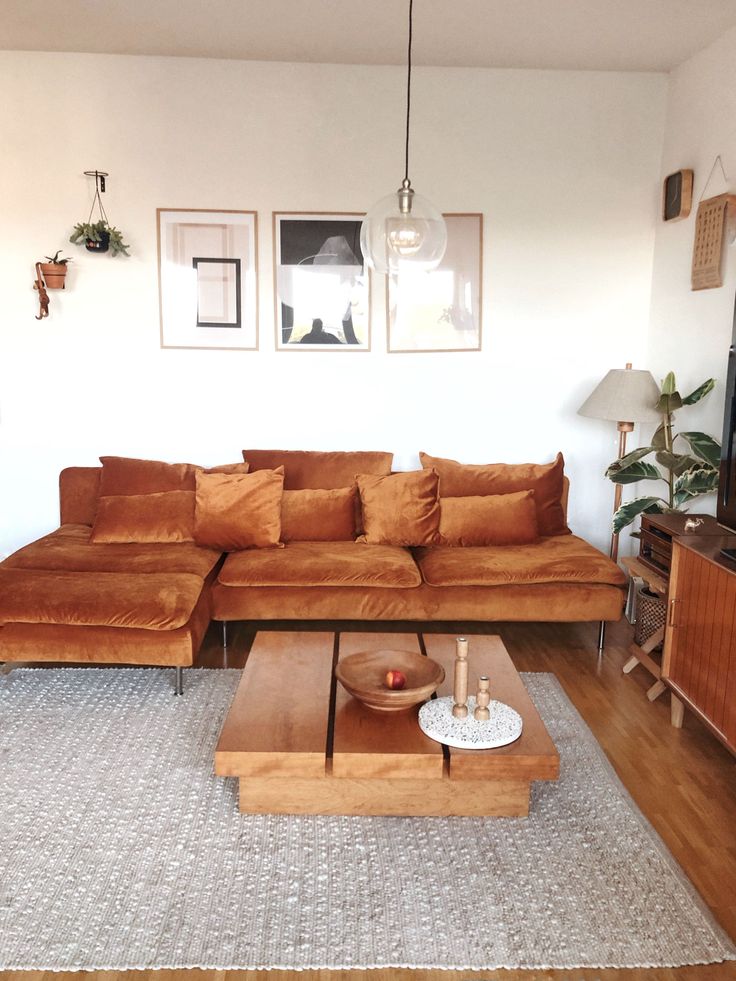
<box><xmin>215</xmin><ymin>631</ymin><xmax>335</xmax><ymax>779</ymax></box>
<box><xmin>238</xmin><ymin>776</ymin><xmax>529</xmax><ymax>816</ymax></box>
<box><xmin>424</xmin><ymin>635</ymin><xmax>560</xmax><ymax>781</ymax></box>
<box><xmin>332</xmin><ymin>632</ymin><xmax>444</xmax><ymax>779</ymax></box>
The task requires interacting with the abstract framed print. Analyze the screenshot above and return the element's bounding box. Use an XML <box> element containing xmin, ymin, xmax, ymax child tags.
<box><xmin>158</xmin><ymin>209</ymin><xmax>258</xmax><ymax>350</ymax></box>
<box><xmin>274</xmin><ymin>212</ymin><xmax>369</xmax><ymax>350</ymax></box>
<box><xmin>387</xmin><ymin>213</ymin><xmax>483</xmax><ymax>353</ymax></box>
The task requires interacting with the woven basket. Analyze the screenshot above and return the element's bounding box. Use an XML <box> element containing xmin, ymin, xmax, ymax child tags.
<box><xmin>634</xmin><ymin>585</ymin><xmax>667</xmax><ymax>650</ymax></box>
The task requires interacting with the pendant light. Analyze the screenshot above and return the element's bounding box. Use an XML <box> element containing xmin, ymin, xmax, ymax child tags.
<box><xmin>360</xmin><ymin>0</ymin><xmax>447</xmax><ymax>275</ymax></box>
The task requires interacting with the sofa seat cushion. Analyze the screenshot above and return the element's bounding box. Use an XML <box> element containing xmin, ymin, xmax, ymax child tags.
<box><xmin>1</xmin><ymin>524</ymin><xmax>221</xmax><ymax>578</ymax></box>
<box><xmin>0</xmin><ymin>569</ymin><xmax>205</xmax><ymax>630</ymax></box>
<box><xmin>218</xmin><ymin>541</ymin><xmax>422</xmax><ymax>588</ymax></box>
<box><xmin>414</xmin><ymin>535</ymin><xmax>627</xmax><ymax>587</ymax></box>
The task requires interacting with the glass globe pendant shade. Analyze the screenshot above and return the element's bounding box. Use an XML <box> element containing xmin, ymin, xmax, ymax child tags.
<box><xmin>361</xmin><ymin>180</ymin><xmax>447</xmax><ymax>275</ymax></box>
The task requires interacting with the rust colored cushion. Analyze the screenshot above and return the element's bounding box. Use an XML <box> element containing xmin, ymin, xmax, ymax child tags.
<box><xmin>194</xmin><ymin>468</ymin><xmax>284</xmax><ymax>551</ymax></box>
<box><xmin>3</xmin><ymin>525</ymin><xmax>220</xmax><ymax>578</ymax></box>
<box><xmin>90</xmin><ymin>491</ymin><xmax>195</xmax><ymax>544</ymax></box>
<box><xmin>60</xmin><ymin>467</ymin><xmax>101</xmax><ymax>526</ymax></box>
<box><xmin>0</xmin><ymin>568</ymin><xmax>204</xmax><ymax>631</ymax></box>
<box><xmin>218</xmin><ymin>541</ymin><xmax>422</xmax><ymax>588</ymax></box>
<box><xmin>414</xmin><ymin>534</ymin><xmax>627</xmax><ymax>587</ymax></box>
<box><xmin>99</xmin><ymin>456</ymin><xmax>248</xmax><ymax>496</ymax></box>
<box><xmin>280</xmin><ymin>487</ymin><xmax>357</xmax><ymax>542</ymax></box>
<box><xmin>242</xmin><ymin>449</ymin><xmax>393</xmax><ymax>489</ymax></box>
<box><xmin>420</xmin><ymin>451</ymin><xmax>569</xmax><ymax>536</ymax></box>
<box><xmin>439</xmin><ymin>491</ymin><xmax>539</xmax><ymax>546</ymax></box>
<box><xmin>356</xmin><ymin>469</ymin><xmax>440</xmax><ymax>547</ymax></box>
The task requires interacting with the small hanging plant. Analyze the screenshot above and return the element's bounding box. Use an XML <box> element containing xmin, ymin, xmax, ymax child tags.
<box><xmin>69</xmin><ymin>170</ymin><xmax>131</xmax><ymax>257</ymax></box>
<box><xmin>70</xmin><ymin>220</ymin><xmax>130</xmax><ymax>257</ymax></box>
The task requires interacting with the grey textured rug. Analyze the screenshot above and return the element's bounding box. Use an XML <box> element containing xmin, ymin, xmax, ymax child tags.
<box><xmin>0</xmin><ymin>667</ymin><xmax>733</xmax><ymax>972</ymax></box>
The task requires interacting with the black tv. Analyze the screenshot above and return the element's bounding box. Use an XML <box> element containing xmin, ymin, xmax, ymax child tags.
<box><xmin>718</xmin><ymin>291</ymin><xmax>736</xmax><ymax>555</ymax></box>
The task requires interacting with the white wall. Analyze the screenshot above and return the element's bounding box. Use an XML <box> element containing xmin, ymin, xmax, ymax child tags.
<box><xmin>0</xmin><ymin>51</ymin><xmax>667</xmax><ymax>557</ymax></box>
<box><xmin>647</xmin><ymin>26</ymin><xmax>736</xmax><ymax>497</ymax></box>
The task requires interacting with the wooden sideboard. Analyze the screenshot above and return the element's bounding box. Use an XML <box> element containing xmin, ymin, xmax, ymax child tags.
<box><xmin>662</xmin><ymin>533</ymin><xmax>736</xmax><ymax>755</ymax></box>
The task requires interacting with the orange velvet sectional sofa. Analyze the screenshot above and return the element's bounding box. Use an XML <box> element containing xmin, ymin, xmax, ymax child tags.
<box><xmin>0</xmin><ymin>449</ymin><xmax>626</xmax><ymax>684</ymax></box>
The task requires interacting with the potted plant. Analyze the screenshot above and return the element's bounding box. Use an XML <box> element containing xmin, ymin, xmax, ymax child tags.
<box><xmin>69</xmin><ymin>220</ymin><xmax>130</xmax><ymax>257</ymax></box>
<box><xmin>38</xmin><ymin>251</ymin><xmax>72</xmax><ymax>289</ymax></box>
<box><xmin>606</xmin><ymin>371</ymin><xmax>721</xmax><ymax>533</ymax></box>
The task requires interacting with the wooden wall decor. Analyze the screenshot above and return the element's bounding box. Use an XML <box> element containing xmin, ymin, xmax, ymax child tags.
<box><xmin>662</xmin><ymin>169</ymin><xmax>693</xmax><ymax>222</ymax></box>
<box><xmin>691</xmin><ymin>192</ymin><xmax>736</xmax><ymax>291</ymax></box>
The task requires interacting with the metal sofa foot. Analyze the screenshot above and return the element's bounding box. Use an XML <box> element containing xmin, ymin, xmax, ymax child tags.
<box><xmin>597</xmin><ymin>620</ymin><xmax>606</xmax><ymax>655</ymax></box>
<box><xmin>174</xmin><ymin>666</ymin><xmax>184</xmax><ymax>696</ymax></box>
<box><xmin>222</xmin><ymin>620</ymin><xmax>228</xmax><ymax>650</ymax></box>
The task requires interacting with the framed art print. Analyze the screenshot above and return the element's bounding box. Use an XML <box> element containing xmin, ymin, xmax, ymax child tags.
<box><xmin>274</xmin><ymin>212</ymin><xmax>369</xmax><ymax>350</ymax></box>
<box><xmin>158</xmin><ymin>209</ymin><xmax>258</xmax><ymax>350</ymax></box>
<box><xmin>387</xmin><ymin>213</ymin><xmax>483</xmax><ymax>353</ymax></box>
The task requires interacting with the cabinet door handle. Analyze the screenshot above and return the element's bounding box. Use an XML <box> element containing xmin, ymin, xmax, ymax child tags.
<box><xmin>668</xmin><ymin>598</ymin><xmax>678</xmax><ymax>628</ymax></box>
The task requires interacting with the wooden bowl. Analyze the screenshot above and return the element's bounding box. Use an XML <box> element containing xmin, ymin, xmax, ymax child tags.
<box><xmin>335</xmin><ymin>649</ymin><xmax>445</xmax><ymax>712</ymax></box>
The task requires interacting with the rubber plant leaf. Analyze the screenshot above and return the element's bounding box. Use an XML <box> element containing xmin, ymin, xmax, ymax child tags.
<box><xmin>655</xmin><ymin>450</ymin><xmax>701</xmax><ymax>476</ymax></box>
<box><xmin>606</xmin><ymin>461</ymin><xmax>662</xmax><ymax>485</ymax></box>
<box><xmin>612</xmin><ymin>496</ymin><xmax>667</xmax><ymax>534</ymax></box>
<box><xmin>673</xmin><ymin>465</ymin><xmax>720</xmax><ymax>500</ymax></box>
<box><xmin>604</xmin><ymin>445</ymin><xmax>655</xmax><ymax>478</ymax></box>
<box><xmin>679</xmin><ymin>431</ymin><xmax>721</xmax><ymax>468</ymax></box>
<box><xmin>656</xmin><ymin>390</ymin><xmax>683</xmax><ymax>413</ymax></box>
<box><xmin>682</xmin><ymin>379</ymin><xmax>716</xmax><ymax>405</ymax></box>
<box><xmin>651</xmin><ymin>423</ymin><xmax>667</xmax><ymax>450</ymax></box>
<box><xmin>661</xmin><ymin>371</ymin><xmax>678</xmax><ymax>395</ymax></box>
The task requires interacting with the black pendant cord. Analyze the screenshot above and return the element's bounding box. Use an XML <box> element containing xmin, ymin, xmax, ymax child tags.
<box><xmin>403</xmin><ymin>0</ymin><xmax>413</xmax><ymax>185</ymax></box>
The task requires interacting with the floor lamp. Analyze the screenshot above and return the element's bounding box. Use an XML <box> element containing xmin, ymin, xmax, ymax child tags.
<box><xmin>578</xmin><ymin>363</ymin><xmax>661</xmax><ymax>563</ymax></box>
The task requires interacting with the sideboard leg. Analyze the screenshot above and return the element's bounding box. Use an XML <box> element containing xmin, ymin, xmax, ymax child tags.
<box><xmin>597</xmin><ymin>620</ymin><xmax>606</xmax><ymax>654</ymax></box>
<box><xmin>222</xmin><ymin>620</ymin><xmax>228</xmax><ymax>650</ymax></box>
<box><xmin>174</xmin><ymin>667</ymin><xmax>184</xmax><ymax>696</ymax></box>
<box><xmin>671</xmin><ymin>694</ymin><xmax>684</xmax><ymax>728</ymax></box>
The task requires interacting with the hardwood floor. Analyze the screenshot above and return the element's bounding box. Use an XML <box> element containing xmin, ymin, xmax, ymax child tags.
<box><xmin>3</xmin><ymin>616</ymin><xmax>736</xmax><ymax>981</ymax></box>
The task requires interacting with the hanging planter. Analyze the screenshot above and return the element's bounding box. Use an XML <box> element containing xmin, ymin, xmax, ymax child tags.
<box><xmin>69</xmin><ymin>170</ymin><xmax>131</xmax><ymax>257</ymax></box>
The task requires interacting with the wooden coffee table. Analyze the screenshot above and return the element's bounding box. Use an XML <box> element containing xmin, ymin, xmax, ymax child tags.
<box><xmin>215</xmin><ymin>631</ymin><xmax>559</xmax><ymax>817</ymax></box>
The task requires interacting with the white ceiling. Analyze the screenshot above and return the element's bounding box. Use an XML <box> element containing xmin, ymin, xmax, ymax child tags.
<box><xmin>2</xmin><ymin>0</ymin><xmax>736</xmax><ymax>72</ymax></box>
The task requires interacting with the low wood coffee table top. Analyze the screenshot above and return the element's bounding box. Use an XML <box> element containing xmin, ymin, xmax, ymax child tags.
<box><xmin>215</xmin><ymin>631</ymin><xmax>559</xmax><ymax>817</ymax></box>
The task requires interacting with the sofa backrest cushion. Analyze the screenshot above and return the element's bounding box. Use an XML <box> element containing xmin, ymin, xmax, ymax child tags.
<box><xmin>281</xmin><ymin>487</ymin><xmax>357</xmax><ymax>542</ymax></box>
<box><xmin>356</xmin><ymin>469</ymin><xmax>441</xmax><ymax>547</ymax></box>
<box><xmin>419</xmin><ymin>451</ymin><xmax>569</xmax><ymax>537</ymax></box>
<box><xmin>438</xmin><ymin>491</ymin><xmax>539</xmax><ymax>546</ymax></box>
<box><xmin>60</xmin><ymin>467</ymin><xmax>102</xmax><ymax>526</ymax></box>
<box><xmin>99</xmin><ymin>456</ymin><xmax>249</xmax><ymax>496</ymax></box>
<box><xmin>90</xmin><ymin>490</ymin><xmax>196</xmax><ymax>544</ymax></box>
<box><xmin>194</xmin><ymin>468</ymin><xmax>284</xmax><ymax>551</ymax></box>
<box><xmin>242</xmin><ymin>449</ymin><xmax>393</xmax><ymax>489</ymax></box>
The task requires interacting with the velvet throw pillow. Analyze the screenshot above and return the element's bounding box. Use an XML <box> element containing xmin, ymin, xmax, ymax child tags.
<box><xmin>99</xmin><ymin>456</ymin><xmax>249</xmax><ymax>496</ymax></box>
<box><xmin>194</xmin><ymin>468</ymin><xmax>284</xmax><ymax>551</ymax></box>
<box><xmin>419</xmin><ymin>451</ymin><xmax>569</xmax><ymax>537</ymax></box>
<box><xmin>90</xmin><ymin>490</ymin><xmax>195</xmax><ymax>544</ymax></box>
<box><xmin>356</xmin><ymin>469</ymin><xmax>440</xmax><ymax>547</ymax></box>
<box><xmin>438</xmin><ymin>491</ymin><xmax>539</xmax><ymax>546</ymax></box>
<box><xmin>241</xmin><ymin>449</ymin><xmax>393</xmax><ymax>489</ymax></box>
<box><xmin>280</xmin><ymin>487</ymin><xmax>357</xmax><ymax>543</ymax></box>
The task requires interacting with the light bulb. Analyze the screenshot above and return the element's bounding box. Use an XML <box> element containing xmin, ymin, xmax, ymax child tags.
<box><xmin>361</xmin><ymin>183</ymin><xmax>447</xmax><ymax>275</ymax></box>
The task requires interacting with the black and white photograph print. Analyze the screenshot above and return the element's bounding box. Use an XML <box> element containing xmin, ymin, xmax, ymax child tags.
<box><xmin>274</xmin><ymin>213</ymin><xmax>370</xmax><ymax>350</ymax></box>
<box><xmin>158</xmin><ymin>209</ymin><xmax>258</xmax><ymax>350</ymax></box>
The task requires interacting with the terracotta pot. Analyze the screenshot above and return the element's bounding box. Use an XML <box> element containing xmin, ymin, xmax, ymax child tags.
<box><xmin>39</xmin><ymin>263</ymin><xmax>68</xmax><ymax>290</ymax></box>
<box><xmin>85</xmin><ymin>230</ymin><xmax>110</xmax><ymax>253</ymax></box>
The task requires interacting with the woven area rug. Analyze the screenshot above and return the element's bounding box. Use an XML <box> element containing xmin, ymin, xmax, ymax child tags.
<box><xmin>0</xmin><ymin>667</ymin><xmax>733</xmax><ymax>972</ymax></box>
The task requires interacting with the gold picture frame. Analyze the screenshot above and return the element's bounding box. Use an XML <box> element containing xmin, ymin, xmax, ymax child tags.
<box><xmin>158</xmin><ymin>208</ymin><xmax>258</xmax><ymax>350</ymax></box>
<box><xmin>386</xmin><ymin>213</ymin><xmax>483</xmax><ymax>353</ymax></box>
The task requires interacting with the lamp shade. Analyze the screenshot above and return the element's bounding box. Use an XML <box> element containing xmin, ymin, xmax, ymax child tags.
<box><xmin>578</xmin><ymin>367</ymin><xmax>661</xmax><ymax>424</ymax></box>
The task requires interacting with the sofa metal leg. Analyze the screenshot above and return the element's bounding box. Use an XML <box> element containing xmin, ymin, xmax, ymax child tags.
<box><xmin>174</xmin><ymin>667</ymin><xmax>184</xmax><ymax>696</ymax></box>
<box><xmin>597</xmin><ymin>620</ymin><xmax>606</xmax><ymax>655</ymax></box>
<box><xmin>222</xmin><ymin>620</ymin><xmax>228</xmax><ymax>650</ymax></box>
